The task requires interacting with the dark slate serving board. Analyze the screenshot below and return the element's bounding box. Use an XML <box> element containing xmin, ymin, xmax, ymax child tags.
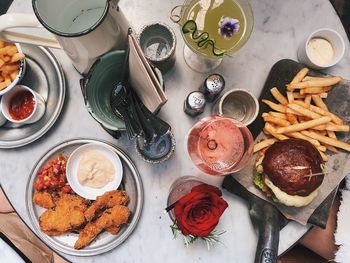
<box><xmin>249</xmin><ymin>59</ymin><xmax>344</xmax><ymax>228</ymax></box>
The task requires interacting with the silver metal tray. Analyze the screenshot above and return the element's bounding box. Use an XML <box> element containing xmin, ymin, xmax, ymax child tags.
<box><xmin>25</xmin><ymin>138</ymin><xmax>144</xmax><ymax>256</ymax></box>
<box><xmin>0</xmin><ymin>44</ymin><xmax>65</xmax><ymax>148</ymax></box>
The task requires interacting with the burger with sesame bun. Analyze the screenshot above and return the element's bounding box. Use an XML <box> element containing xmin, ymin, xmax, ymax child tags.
<box><xmin>253</xmin><ymin>138</ymin><xmax>325</xmax><ymax>207</ymax></box>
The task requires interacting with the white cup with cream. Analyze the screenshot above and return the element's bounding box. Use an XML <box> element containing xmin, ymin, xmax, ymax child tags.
<box><xmin>297</xmin><ymin>28</ymin><xmax>345</xmax><ymax>69</ymax></box>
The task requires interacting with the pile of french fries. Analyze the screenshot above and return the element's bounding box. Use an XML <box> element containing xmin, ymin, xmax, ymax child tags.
<box><xmin>254</xmin><ymin>67</ymin><xmax>350</xmax><ymax>162</ymax></box>
<box><xmin>0</xmin><ymin>40</ymin><xmax>25</xmax><ymax>91</ymax></box>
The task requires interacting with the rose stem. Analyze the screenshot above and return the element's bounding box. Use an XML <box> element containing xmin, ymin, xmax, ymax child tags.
<box><xmin>164</xmin><ymin>201</ymin><xmax>177</xmax><ymax>213</ymax></box>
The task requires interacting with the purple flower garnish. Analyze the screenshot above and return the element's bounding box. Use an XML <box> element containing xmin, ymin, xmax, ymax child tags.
<box><xmin>218</xmin><ymin>17</ymin><xmax>240</xmax><ymax>39</ymax></box>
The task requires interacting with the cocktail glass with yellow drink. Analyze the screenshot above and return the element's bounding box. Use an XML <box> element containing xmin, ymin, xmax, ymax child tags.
<box><xmin>171</xmin><ymin>0</ymin><xmax>253</xmax><ymax>73</ymax></box>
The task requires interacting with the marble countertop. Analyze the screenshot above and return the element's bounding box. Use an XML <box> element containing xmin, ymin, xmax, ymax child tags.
<box><xmin>1</xmin><ymin>0</ymin><xmax>349</xmax><ymax>262</ymax></box>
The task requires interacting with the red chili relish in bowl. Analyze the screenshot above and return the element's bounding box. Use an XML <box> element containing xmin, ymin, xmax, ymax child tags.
<box><xmin>9</xmin><ymin>90</ymin><xmax>35</xmax><ymax>120</ymax></box>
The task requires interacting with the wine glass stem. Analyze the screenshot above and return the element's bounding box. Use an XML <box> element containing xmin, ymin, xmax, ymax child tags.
<box><xmin>183</xmin><ymin>45</ymin><xmax>222</xmax><ymax>73</ymax></box>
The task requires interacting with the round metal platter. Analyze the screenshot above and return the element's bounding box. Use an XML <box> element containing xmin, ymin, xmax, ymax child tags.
<box><xmin>0</xmin><ymin>44</ymin><xmax>65</xmax><ymax>148</ymax></box>
<box><xmin>25</xmin><ymin>138</ymin><xmax>144</xmax><ymax>256</ymax></box>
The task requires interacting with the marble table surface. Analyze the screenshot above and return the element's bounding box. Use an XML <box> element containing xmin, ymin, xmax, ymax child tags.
<box><xmin>1</xmin><ymin>0</ymin><xmax>349</xmax><ymax>262</ymax></box>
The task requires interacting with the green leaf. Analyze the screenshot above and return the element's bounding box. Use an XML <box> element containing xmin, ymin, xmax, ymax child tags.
<box><xmin>170</xmin><ymin>222</ymin><xmax>225</xmax><ymax>248</ymax></box>
<box><xmin>253</xmin><ymin>172</ymin><xmax>264</xmax><ymax>190</ymax></box>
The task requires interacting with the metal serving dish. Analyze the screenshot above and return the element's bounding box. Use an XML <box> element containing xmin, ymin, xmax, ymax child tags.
<box><xmin>25</xmin><ymin>138</ymin><xmax>144</xmax><ymax>256</ymax></box>
<box><xmin>0</xmin><ymin>44</ymin><xmax>65</xmax><ymax>148</ymax></box>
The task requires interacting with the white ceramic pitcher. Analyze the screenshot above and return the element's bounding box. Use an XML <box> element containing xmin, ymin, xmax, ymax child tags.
<box><xmin>0</xmin><ymin>0</ymin><xmax>129</xmax><ymax>75</ymax></box>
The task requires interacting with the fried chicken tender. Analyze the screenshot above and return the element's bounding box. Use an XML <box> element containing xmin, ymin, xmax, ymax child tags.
<box><xmin>106</xmin><ymin>225</ymin><xmax>121</xmax><ymax>235</ymax></box>
<box><xmin>74</xmin><ymin>205</ymin><xmax>130</xmax><ymax>249</ymax></box>
<box><xmin>39</xmin><ymin>194</ymin><xmax>89</xmax><ymax>236</ymax></box>
<box><xmin>84</xmin><ymin>190</ymin><xmax>129</xmax><ymax>222</ymax></box>
<box><xmin>33</xmin><ymin>191</ymin><xmax>56</xmax><ymax>209</ymax></box>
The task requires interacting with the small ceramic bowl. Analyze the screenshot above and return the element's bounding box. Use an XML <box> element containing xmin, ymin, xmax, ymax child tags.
<box><xmin>297</xmin><ymin>28</ymin><xmax>345</xmax><ymax>69</ymax></box>
<box><xmin>0</xmin><ymin>43</ymin><xmax>26</xmax><ymax>96</ymax></box>
<box><xmin>1</xmin><ymin>85</ymin><xmax>45</xmax><ymax>124</ymax></box>
<box><xmin>135</xmin><ymin>130</ymin><xmax>176</xmax><ymax>164</ymax></box>
<box><xmin>138</xmin><ymin>22</ymin><xmax>176</xmax><ymax>73</ymax></box>
<box><xmin>0</xmin><ymin>101</ymin><xmax>7</xmax><ymax>127</ymax></box>
<box><xmin>212</xmin><ymin>89</ymin><xmax>259</xmax><ymax>126</ymax></box>
<box><xmin>66</xmin><ymin>143</ymin><xmax>123</xmax><ymax>200</ymax></box>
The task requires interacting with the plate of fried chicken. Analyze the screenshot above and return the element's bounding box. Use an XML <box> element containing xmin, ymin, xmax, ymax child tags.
<box><xmin>25</xmin><ymin>139</ymin><xmax>144</xmax><ymax>256</ymax></box>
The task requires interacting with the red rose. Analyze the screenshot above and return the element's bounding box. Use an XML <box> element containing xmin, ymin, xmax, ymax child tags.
<box><xmin>174</xmin><ymin>183</ymin><xmax>228</xmax><ymax>237</ymax></box>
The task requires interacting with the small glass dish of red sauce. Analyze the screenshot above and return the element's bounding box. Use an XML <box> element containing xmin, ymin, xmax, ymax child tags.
<box><xmin>1</xmin><ymin>85</ymin><xmax>46</xmax><ymax>124</ymax></box>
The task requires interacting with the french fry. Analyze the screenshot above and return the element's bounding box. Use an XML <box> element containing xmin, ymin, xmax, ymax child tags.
<box><xmin>0</xmin><ymin>58</ymin><xmax>4</xmax><ymax>68</ymax></box>
<box><xmin>2</xmin><ymin>73</ymin><xmax>10</xmax><ymax>82</ymax></box>
<box><xmin>311</xmin><ymin>95</ymin><xmax>328</xmax><ymax>111</ymax></box>
<box><xmin>293</xmin><ymin>100</ymin><xmax>309</xmax><ymax>108</ymax></box>
<box><xmin>262</xmin><ymin>99</ymin><xmax>286</xmax><ymax>113</ymax></box>
<box><xmin>1</xmin><ymin>55</ymin><xmax>10</xmax><ymax>62</ymax></box>
<box><xmin>0</xmin><ymin>80</ymin><xmax>11</xmax><ymax>90</ymax></box>
<box><xmin>287</xmin><ymin>91</ymin><xmax>294</xmax><ymax>103</ymax></box>
<box><xmin>263</xmin><ymin>115</ymin><xmax>290</xmax><ymax>127</ymax></box>
<box><xmin>0</xmin><ymin>64</ymin><xmax>19</xmax><ymax>72</ymax></box>
<box><xmin>264</xmin><ymin>122</ymin><xmax>277</xmax><ymax>132</ymax></box>
<box><xmin>310</xmin><ymin>125</ymin><xmax>348</xmax><ymax>132</ymax></box>
<box><xmin>309</xmin><ymin>105</ymin><xmax>343</xmax><ymax>125</ymax></box>
<box><xmin>317</xmin><ymin>145</ymin><xmax>327</xmax><ymax>152</ymax></box>
<box><xmin>327</xmin><ymin>131</ymin><xmax>337</xmax><ymax>139</ymax></box>
<box><xmin>302</xmin><ymin>76</ymin><xmax>329</xmax><ymax>82</ymax></box>
<box><xmin>10</xmin><ymin>53</ymin><xmax>25</xmax><ymax>63</ymax></box>
<box><xmin>254</xmin><ymin>138</ymin><xmax>277</xmax><ymax>153</ymax></box>
<box><xmin>320</xmin><ymin>93</ymin><xmax>328</xmax><ymax>99</ymax></box>
<box><xmin>314</xmin><ymin>130</ymin><xmax>327</xmax><ymax>136</ymax></box>
<box><xmin>0</xmin><ymin>40</ymin><xmax>4</xmax><ymax>48</ymax></box>
<box><xmin>290</xmin><ymin>67</ymin><xmax>309</xmax><ymax>84</ymax></box>
<box><xmin>311</xmin><ymin>124</ymin><xmax>327</xmax><ymax>131</ymax></box>
<box><xmin>319</xmin><ymin>151</ymin><xmax>329</xmax><ymax>162</ymax></box>
<box><xmin>288</xmin><ymin>104</ymin><xmax>321</xmax><ymax>120</ymax></box>
<box><xmin>300</xmin><ymin>87</ymin><xmax>331</xmax><ymax>95</ymax></box>
<box><xmin>286</xmin><ymin>108</ymin><xmax>303</xmax><ymax>116</ymax></box>
<box><xmin>324</xmin><ymin>124</ymin><xmax>349</xmax><ymax>132</ymax></box>
<box><xmin>264</xmin><ymin>123</ymin><xmax>289</xmax><ymax>140</ymax></box>
<box><xmin>287</xmin><ymin>76</ymin><xmax>342</xmax><ymax>89</ymax></box>
<box><xmin>301</xmin><ymin>130</ymin><xmax>350</xmax><ymax>152</ymax></box>
<box><xmin>6</xmin><ymin>46</ymin><xmax>18</xmax><ymax>56</ymax></box>
<box><xmin>269</xmin><ymin>111</ymin><xmax>287</xmax><ymax>120</ymax></box>
<box><xmin>271</xmin><ymin>87</ymin><xmax>288</xmax><ymax>105</ymax></box>
<box><xmin>10</xmin><ymin>70</ymin><xmax>19</xmax><ymax>81</ymax></box>
<box><xmin>286</xmin><ymin>131</ymin><xmax>320</xmax><ymax>147</ymax></box>
<box><xmin>324</xmin><ymin>144</ymin><xmax>339</xmax><ymax>154</ymax></box>
<box><xmin>275</xmin><ymin>116</ymin><xmax>331</xmax><ymax>134</ymax></box>
<box><xmin>304</xmin><ymin>95</ymin><xmax>311</xmax><ymax>107</ymax></box>
<box><xmin>286</xmin><ymin>112</ymin><xmax>298</xmax><ymax>124</ymax></box>
<box><xmin>0</xmin><ymin>46</ymin><xmax>12</xmax><ymax>55</ymax></box>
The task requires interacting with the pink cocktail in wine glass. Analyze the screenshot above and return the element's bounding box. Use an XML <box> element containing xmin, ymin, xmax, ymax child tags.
<box><xmin>187</xmin><ymin>115</ymin><xmax>253</xmax><ymax>176</ymax></box>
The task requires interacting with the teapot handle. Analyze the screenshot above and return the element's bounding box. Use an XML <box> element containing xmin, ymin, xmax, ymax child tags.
<box><xmin>0</xmin><ymin>13</ymin><xmax>61</xmax><ymax>49</ymax></box>
<box><xmin>0</xmin><ymin>13</ymin><xmax>41</xmax><ymax>31</ymax></box>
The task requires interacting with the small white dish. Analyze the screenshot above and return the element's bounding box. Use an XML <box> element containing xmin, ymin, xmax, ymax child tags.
<box><xmin>66</xmin><ymin>143</ymin><xmax>123</xmax><ymax>200</ymax></box>
<box><xmin>0</xmin><ymin>100</ymin><xmax>7</xmax><ymax>127</ymax></box>
<box><xmin>297</xmin><ymin>28</ymin><xmax>346</xmax><ymax>69</ymax></box>
<box><xmin>1</xmin><ymin>85</ymin><xmax>45</xmax><ymax>124</ymax></box>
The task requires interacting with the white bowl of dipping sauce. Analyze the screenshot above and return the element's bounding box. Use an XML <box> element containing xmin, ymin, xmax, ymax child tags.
<box><xmin>297</xmin><ymin>28</ymin><xmax>345</xmax><ymax>69</ymax></box>
<box><xmin>1</xmin><ymin>85</ymin><xmax>45</xmax><ymax>124</ymax></box>
<box><xmin>66</xmin><ymin>143</ymin><xmax>123</xmax><ymax>200</ymax></box>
